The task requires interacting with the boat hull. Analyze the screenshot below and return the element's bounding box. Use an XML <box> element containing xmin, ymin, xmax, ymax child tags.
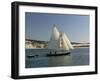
<box><xmin>46</xmin><ymin>52</ymin><xmax>70</xmax><ymax>56</ymax></box>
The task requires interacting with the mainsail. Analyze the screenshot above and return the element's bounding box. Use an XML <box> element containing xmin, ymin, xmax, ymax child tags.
<box><xmin>48</xmin><ymin>25</ymin><xmax>73</xmax><ymax>51</ymax></box>
<box><xmin>48</xmin><ymin>25</ymin><xmax>60</xmax><ymax>50</ymax></box>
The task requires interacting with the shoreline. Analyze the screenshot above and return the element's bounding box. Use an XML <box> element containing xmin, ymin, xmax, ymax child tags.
<box><xmin>74</xmin><ymin>47</ymin><xmax>89</xmax><ymax>48</ymax></box>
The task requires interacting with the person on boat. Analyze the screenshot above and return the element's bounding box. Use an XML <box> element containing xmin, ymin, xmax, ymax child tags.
<box><xmin>55</xmin><ymin>51</ymin><xmax>56</xmax><ymax>54</ymax></box>
<box><xmin>50</xmin><ymin>51</ymin><xmax>52</xmax><ymax>54</ymax></box>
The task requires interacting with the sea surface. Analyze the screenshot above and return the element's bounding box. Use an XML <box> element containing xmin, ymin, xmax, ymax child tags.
<box><xmin>25</xmin><ymin>48</ymin><xmax>89</xmax><ymax>68</ymax></box>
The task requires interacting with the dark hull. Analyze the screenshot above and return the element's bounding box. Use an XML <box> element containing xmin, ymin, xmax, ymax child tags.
<box><xmin>46</xmin><ymin>52</ymin><xmax>70</xmax><ymax>56</ymax></box>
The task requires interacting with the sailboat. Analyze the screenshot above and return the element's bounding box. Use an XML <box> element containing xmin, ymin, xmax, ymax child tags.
<box><xmin>47</xmin><ymin>25</ymin><xmax>74</xmax><ymax>56</ymax></box>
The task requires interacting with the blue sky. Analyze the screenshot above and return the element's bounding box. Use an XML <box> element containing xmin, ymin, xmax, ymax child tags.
<box><xmin>25</xmin><ymin>12</ymin><xmax>89</xmax><ymax>42</ymax></box>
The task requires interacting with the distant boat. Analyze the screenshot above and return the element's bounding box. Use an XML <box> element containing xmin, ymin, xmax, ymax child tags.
<box><xmin>27</xmin><ymin>54</ymin><xmax>39</xmax><ymax>58</ymax></box>
<box><xmin>47</xmin><ymin>25</ymin><xmax>74</xmax><ymax>56</ymax></box>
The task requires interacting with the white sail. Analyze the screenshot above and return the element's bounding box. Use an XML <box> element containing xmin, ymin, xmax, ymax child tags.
<box><xmin>48</xmin><ymin>26</ymin><xmax>60</xmax><ymax>50</ymax></box>
<box><xmin>63</xmin><ymin>33</ymin><xmax>74</xmax><ymax>49</ymax></box>
<box><xmin>61</xmin><ymin>33</ymin><xmax>69</xmax><ymax>50</ymax></box>
<box><xmin>51</xmin><ymin>26</ymin><xmax>60</xmax><ymax>40</ymax></box>
<box><xmin>58</xmin><ymin>32</ymin><xmax>69</xmax><ymax>50</ymax></box>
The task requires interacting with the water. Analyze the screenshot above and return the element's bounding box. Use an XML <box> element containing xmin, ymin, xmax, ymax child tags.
<box><xmin>25</xmin><ymin>48</ymin><xmax>89</xmax><ymax>68</ymax></box>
